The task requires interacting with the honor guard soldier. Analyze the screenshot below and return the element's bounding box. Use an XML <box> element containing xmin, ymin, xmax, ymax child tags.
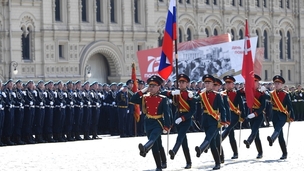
<box><xmin>12</xmin><ymin>80</ymin><xmax>26</xmax><ymax>145</ymax></box>
<box><xmin>137</xmin><ymin>80</ymin><xmax>146</xmax><ymax>136</ymax></box>
<box><xmin>116</xmin><ymin>84</ymin><xmax>129</xmax><ymax>137</ymax></box>
<box><xmin>73</xmin><ymin>80</ymin><xmax>84</xmax><ymax>140</ymax></box>
<box><xmin>131</xmin><ymin>75</ymin><xmax>171</xmax><ymax>171</ymax></box>
<box><xmin>105</xmin><ymin>82</ymin><xmax>118</xmax><ymax>135</ymax></box>
<box><xmin>243</xmin><ymin>74</ymin><xmax>266</xmax><ymax>159</ymax></box>
<box><xmin>126</xmin><ymin>79</ymin><xmax>135</xmax><ymax>137</ymax></box>
<box><xmin>82</xmin><ymin>81</ymin><xmax>93</xmax><ymax>140</ymax></box>
<box><xmin>101</xmin><ymin>83</ymin><xmax>110</xmax><ymax>134</ymax></box>
<box><xmin>43</xmin><ymin>81</ymin><xmax>56</xmax><ymax>142</ymax></box>
<box><xmin>22</xmin><ymin>81</ymin><xmax>36</xmax><ymax>144</ymax></box>
<box><xmin>53</xmin><ymin>81</ymin><xmax>66</xmax><ymax>142</ymax></box>
<box><xmin>163</xmin><ymin>74</ymin><xmax>196</xmax><ymax>169</ymax></box>
<box><xmin>64</xmin><ymin>81</ymin><xmax>76</xmax><ymax>141</ymax></box>
<box><xmin>294</xmin><ymin>84</ymin><xmax>304</xmax><ymax>121</ymax></box>
<box><xmin>267</xmin><ymin>75</ymin><xmax>295</xmax><ymax>159</ymax></box>
<box><xmin>2</xmin><ymin>80</ymin><xmax>16</xmax><ymax>145</ymax></box>
<box><xmin>213</xmin><ymin>78</ymin><xmax>231</xmax><ymax>164</ymax></box>
<box><xmin>0</xmin><ymin>80</ymin><xmax>6</xmax><ymax>146</ymax></box>
<box><xmin>194</xmin><ymin>75</ymin><xmax>226</xmax><ymax>170</ymax></box>
<box><xmin>221</xmin><ymin>75</ymin><xmax>246</xmax><ymax>160</ymax></box>
<box><xmin>33</xmin><ymin>80</ymin><xmax>46</xmax><ymax>143</ymax></box>
<box><xmin>90</xmin><ymin>81</ymin><xmax>101</xmax><ymax>139</ymax></box>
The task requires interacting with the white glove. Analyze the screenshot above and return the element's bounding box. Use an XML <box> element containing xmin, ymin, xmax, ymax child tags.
<box><xmin>175</xmin><ymin>117</ymin><xmax>183</xmax><ymax>124</ymax></box>
<box><xmin>140</xmin><ymin>87</ymin><xmax>148</xmax><ymax>93</ymax></box>
<box><xmin>70</xmin><ymin>101</ymin><xmax>73</xmax><ymax>105</ymax></box>
<box><xmin>96</xmin><ymin>102</ymin><xmax>100</xmax><ymax>106</ymax></box>
<box><xmin>163</xmin><ymin>129</ymin><xmax>168</xmax><ymax>134</ymax></box>
<box><xmin>88</xmin><ymin>101</ymin><xmax>91</xmax><ymax>105</ymax></box>
<box><xmin>112</xmin><ymin>102</ymin><xmax>116</xmax><ymax>105</ymax></box>
<box><xmin>300</xmin><ymin>93</ymin><xmax>303</xmax><ymax>97</ymax></box>
<box><xmin>40</xmin><ymin>102</ymin><xmax>43</xmax><ymax>106</ymax></box>
<box><xmin>12</xmin><ymin>92</ymin><xmax>16</xmax><ymax>98</ymax></box>
<box><xmin>1</xmin><ymin>92</ymin><xmax>6</xmax><ymax>98</ymax></box>
<box><xmin>73</xmin><ymin>92</ymin><xmax>77</xmax><ymax>97</ymax></box>
<box><xmin>43</xmin><ymin>92</ymin><xmax>47</xmax><ymax>98</ymax></box>
<box><xmin>53</xmin><ymin>91</ymin><xmax>57</xmax><ymax>98</ymax></box>
<box><xmin>90</xmin><ymin>92</ymin><xmax>94</xmax><ymax>97</ymax></box>
<box><xmin>22</xmin><ymin>91</ymin><xmax>26</xmax><ymax>95</ymax></box>
<box><xmin>0</xmin><ymin>104</ymin><xmax>2</xmax><ymax>108</ymax></box>
<box><xmin>20</xmin><ymin>103</ymin><xmax>23</xmax><ymax>107</ymax></box>
<box><xmin>98</xmin><ymin>93</ymin><xmax>103</xmax><ymax>98</ymax></box>
<box><xmin>10</xmin><ymin>104</ymin><xmax>13</xmax><ymax>108</ymax></box>
<box><xmin>63</xmin><ymin>92</ymin><xmax>67</xmax><ymax>98</ymax></box>
<box><xmin>168</xmin><ymin>99</ymin><xmax>172</xmax><ymax>104</ymax></box>
<box><xmin>30</xmin><ymin>101</ymin><xmax>33</xmax><ymax>105</ymax></box>
<box><xmin>80</xmin><ymin>102</ymin><xmax>83</xmax><ymax>106</ymax></box>
<box><xmin>127</xmin><ymin>110</ymin><xmax>129</xmax><ymax>113</ymax></box>
<box><xmin>171</xmin><ymin>90</ymin><xmax>180</xmax><ymax>95</ymax></box>
<box><xmin>103</xmin><ymin>102</ymin><xmax>106</xmax><ymax>106</ymax></box>
<box><xmin>50</xmin><ymin>101</ymin><xmax>54</xmax><ymax>105</ymax></box>
<box><xmin>188</xmin><ymin>91</ymin><xmax>193</xmax><ymax>98</ymax></box>
<box><xmin>82</xmin><ymin>92</ymin><xmax>85</xmax><ymax>96</ymax></box>
<box><xmin>248</xmin><ymin>113</ymin><xmax>255</xmax><ymax>119</ymax></box>
<box><xmin>33</xmin><ymin>90</ymin><xmax>37</xmax><ymax>97</ymax></box>
<box><xmin>60</xmin><ymin>103</ymin><xmax>63</xmax><ymax>107</ymax></box>
<box><xmin>260</xmin><ymin>86</ymin><xmax>267</xmax><ymax>92</ymax></box>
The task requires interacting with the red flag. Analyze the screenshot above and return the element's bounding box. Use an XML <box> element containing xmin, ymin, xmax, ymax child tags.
<box><xmin>242</xmin><ymin>19</ymin><xmax>255</xmax><ymax>109</ymax></box>
<box><xmin>131</xmin><ymin>63</ymin><xmax>140</xmax><ymax>122</ymax></box>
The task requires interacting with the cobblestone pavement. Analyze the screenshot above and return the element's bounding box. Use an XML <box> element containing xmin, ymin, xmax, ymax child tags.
<box><xmin>0</xmin><ymin>122</ymin><xmax>303</xmax><ymax>171</ymax></box>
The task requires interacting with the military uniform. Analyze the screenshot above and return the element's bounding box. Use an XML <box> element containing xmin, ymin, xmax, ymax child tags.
<box><xmin>126</xmin><ymin>80</ymin><xmax>135</xmax><ymax>137</ymax></box>
<box><xmin>13</xmin><ymin>80</ymin><xmax>26</xmax><ymax>145</ymax></box>
<box><xmin>221</xmin><ymin>75</ymin><xmax>245</xmax><ymax>160</ymax></box>
<box><xmin>243</xmin><ymin>74</ymin><xmax>266</xmax><ymax>159</ymax></box>
<box><xmin>82</xmin><ymin>81</ymin><xmax>93</xmax><ymax>140</ymax></box>
<box><xmin>64</xmin><ymin>81</ymin><xmax>76</xmax><ymax>141</ymax></box>
<box><xmin>33</xmin><ymin>81</ymin><xmax>46</xmax><ymax>143</ymax></box>
<box><xmin>267</xmin><ymin>75</ymin><xmax>295</xmax><ymax>159</ymax></box>
<box><xmin>0</xmin><ymin>83</ymin><xmax>6</xmax><ymax>146</ymax></box>
<box><xmin>43</xmin><ymin>81</ymin><xmax>56</xmax><ymax>142</ymax></box>
<box><xmin>115</xmin><ymin>84</ymin><xmax>128</xmax><ymax>137</ymax></box>
<box><xmin>195</xmin><ymin>75</ymin><xmax>226</xmax><ymax>170</ymax></box>
<box><xmin>73</xmin><ymin>80</ymin><xmax>84</xmax><ymax>140</ymax></box>
<box><xmin>130</xmin><ymin>75</ymin><xmax>171</xmax><ymax>171</ymax></box>
<box><xmin>90</xmin><ymin>82</ymin><xmax>102</xmax><ymax>139</ymax></box>
<box><xmin>294</xmin><ymin>86</ymin><xmax>304</xmax><ymax>121</ymax></box>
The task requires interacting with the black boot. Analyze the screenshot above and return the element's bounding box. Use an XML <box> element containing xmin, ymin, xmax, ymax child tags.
<box><xmin>267</xmin><ymin>131</ymin><xmax>279</xmax><ymax>146</ymax></box>
<box><xmin>5</xmin><ymin>137</ymin><xmax>16</xmax><ymax>146</ymax></box>
<box><xmin>67</xmin><ymin>133</ymin><xmax>75</xmax><ymax>141</ymax></box>
<box><xmin>152</xmin><ymin>151</ymin><xmax>162</xmax><ymax>171</ymax></box>
<box><xmin>255</xmin><ymin>139</ymin><xmax>263</xmax><ymax>159</ymax></box>
<box><xmin>279</xmin><ymin>141</ymin><xmax>287</xmax><ymax>159</ymax></box>
<box><xmin>230</xmin><ymin>140</ymin><xmax>238</xmax><ymax>159</ymax></box>
<box><xmin>26</xmin><ymin>135</ymin><xmax>36</xmax><ymax>144</ymax></box>
<box><xmin>47</xmin><ymin>134</ymin><xmax>57</xmax><ymax>142</ymax></box>
<box><xmin>84</xmin><ymin>132</ymin><xmax>92</xmax><ymax>140</ymax></box>
<box><xmin>244</xmin><ymin>134</ymin><xmax>255</xmax><ymax>149</ymax></box>
<box><xmin>138</xmin><ymin>140</ymin><xmax>154</xmax><ymax>157</ymax></box>
<box><xmin>0</xmin><ymin>139</ymin><xmax>6</xmax><ymax>146</ymax></box>
<box><xmin>169</xmin><ymin>142</ymin><xmax>181</xmax><ymax>160</ymax></box>
<box><xmin>183</xmin><ymin>148</ymin><xmax>192</xmax><ymax>169</ymax></box>
<box><xmin>36</xmin><ymin>135</ymin><xmax>46</xmax><ymax>143</ymax></box>
<box><xmin>210</xmin><ymin>146</ymin><xmax>221</xmax><ymax>170</ymax></box>
<box><xmin>219</xmin><ymin>146</ymin><xmax>225</xmax><ymax>163</ymax></box>
<box><xmin>75</xmin><ymin>133</ymin><xmax>83</xmax><ymax>140</ymax></box>
<box><xmin>159</xmin><ymin>147</ymin><xmax>167</xmax><ymax>169</ymax></box>
<box><xmin>15</xmin><ymin>136</ymin><xmax>25</xmax><ymax>145</ymax></box>
<box><xmin>195</xmin><ymin>140</ymin><xmax>209</xmax><ymax>158</ymax></box>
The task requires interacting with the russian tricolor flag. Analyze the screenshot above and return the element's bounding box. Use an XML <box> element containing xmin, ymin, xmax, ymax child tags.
<box><xmin>158</xmin><ymin>0</ymin><xmax>176</xmax><ymax>80</ymax></box>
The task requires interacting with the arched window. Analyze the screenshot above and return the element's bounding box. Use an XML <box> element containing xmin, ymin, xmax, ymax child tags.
<box><xmin>232</xmin><ymin>0</ymin><xmax>235</xmax><ymax>6</ymax></box>
<box><xmin>21</xmin><ymin>27</ymin><xmax>31</xmax><ymax>60</ymax></box>
<box><xmin>256</xmin><ymin>0</ymin><xmax>260</xmax><ymax>7</ymax></box>
<box><xmin>263</xmin><ymin>30</ymin><xmax>268</xmax><ymax>59</ymax></box>
<box><xmin>110</xmin><ymin>0</ymin><xmax>116</xmax><ymax>23</ymax></box>
<box><xmin>256</xmin><ymin>30</ymin><xmax>260</xmax><ymax>47</ymax></box>
<box><xmin>239</xmin><ymin>29</ymin><xmax>243</xmax><ymax>40</ymax></box>
<box><xmin>231</xmin><ymin>29</ymin><xmax>235</xmax><ymax>41</ymax></box>
<box><xmin>213</xmin><ymin>28</ymin><xmax>218</xmax><ymax>36</ymax></box>
<box><xmin>179</xmin><ymin>28</ymin><xmax>183</xmax><ymax>43</ymax></box>
<box><xmin>287</xmin><ymin>31</ymin><xmax>291</xmax><ymax>59</ymax></box>
<box><xmin>279</xmin><ymin>0</ymin><xmax>283</xmax><ymax>8</ymax></box>
<box><xmin>205</xmin><ymin>28</ymin><xmax>209</xmax><ymax>37</ymax></box>
<box><xmin>239</xmin><ymin>0</ymin><xmax>243</xmax><ymax>6</ymax></box>
<box><xmin>206</xmin><ymin>0</ymin><xmax>210</xmax><ymax>5</ymax></box>
<box><xmin>81</xmin><ymin>0</ymin><xmax>87</xmax><ymax>22</ymax></box>
<box><xmin>287</xmin><ymin>0</ymin><xmax>290</xmax><ymax>9</ymax></box>
<box><xmin>187</xmin><ymin>28</ymin><xmax>192</xmax><ymax>41</ymax></box>
<box><xmin>213</xmin><ymin>0</ymin><xmax>217</xmax><ymax>5</ymax></box>
<box><xmin>279</xmin><ymin>31</ymin><xmax>283</xmax><ymax>59</ymax></box>
<box><xmin>263</xmin><ymin>0</ymin><xmax>266</xmax><ymax>7</ymax></box>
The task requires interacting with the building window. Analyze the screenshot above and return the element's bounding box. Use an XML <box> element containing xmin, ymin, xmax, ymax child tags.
<box><xmin>187</xmin><ymin>28</ymin><xmax>192</xmax><ymax>41</ymax></box>
<box><xmin>264</xmin><ymin>70</ymin><xmax>268</xmax><ymax>80</ymax></box>
<box><xmin>239</xmin><ymin>0</ymin><xmax>243</xmax><ymax>6</ymax></box>
<box><xmin>231</xmin><ymin>29</ymin><xmax>235</xmax><ymax>41</ymax></box>
<box><xmin>256</xmin><ymin>30</ymin><xmax>260</xmax><ymax>47</ymax></box>
<box><xmin>232</xmin><ymin>0</ymin><xmax>235</xmax><ymax>6</ymax></box>
<box><xmin>288</xmin><ymin>70</ymin><xmax>291</xmax><ymax>81</ymax></box>
<box><xmin>213</xmin><ymin>0</ymin><xmax>217</xmax><ymax>5</ymax></box>
<box><xmin>179</xmin><ymin>28</ymin><xmax>183</xmax><ymax>43</ymax></box>
<box><xmin>21</xmin><ymin>27</ymin><xmax>31</xmax><ymax>60</ymax></box>
<box><xmin>263</xmin><ymin>0</ymin><xmax>266</xmax><ymax>7</ymax></box>
<box><xmin>110</xmin><ymin>0</ymin><xmax>116</xmax><ymax>23</ymax></box>
<box><xmin>179</xmin><ymin>0</ymin><xmax>183</xmax><ymax>4</ymax></box>
<box><xmin>134</xmin><ymin>0</ymin><xmax>140</xmax><ymax>24</ymax></box>
<box><xmin>239</xmin><ymin>29</ymin><xmax>243</xmax><ymax>40</ymax></box>
<box><xmin>256</xmin><ymin>0</ymin><xmax>260</xmax><ymax>7</ymax></box>
<box><xmin>287</xmin><ymin>31</ymin><xmax>291</xmax><ymax>59</ymax></box>
<box><xmin>55</xmin><ymin>0</ymin><xmax>61</xmax><ymax>21</ymax></box>
<box><xmin>159</xmin><ymin>0</ymin><xmax>163</xmax><ymax>2</ymax></box>
<box><xmin>59</xmin><ymin>45</ymin><xmax>64</xmax><ymax>59</ymax></box>
<box><xmin>96</xmin><ymin>0</ymin><xmax>102</xmax><ymax>22</ymax></box>
<box><xmin>81</xmin><ymin>0</ymin><xmax>87</xmax><ymax>22</ymax></box>
<box><xmin>206</xmin><ymin>0</ymin><xmax>209</xmax><ymax>5</ymax></box>
<box><xmin>205</xmin><ymin>28</ymin><xmax>209</xmax><ymax>37</ymax></box>
<box><xmin>279</xmin><ymin>0</ymin><xmax>283</xmax><ymax>8</ymax></box>
<box><xmin>138</xmin><ymin>44</ymin><xmax>143</xmax><ymax>51</ymax></box>
<box><xmin>186</xmin><ymin>0</ymin><xmax>190</xmax><ymax>4</ymax></box>
<box><xmin>287</xmin><ymin>0</ymin><xmax>290</xmax><ymax>9</ymax></box>
<box><xmin>279</xmin><ymin>31</ymin><xmax>283</xmax><ymax>59</ymax></box>
<box><xmin>263</xmin><ymin>30</ymin><xmax>268</xmax><ymax>59</ymax></box>
<box><xmin>214</xmin><ymin>29</ymin><xmax>218</xmax><ymax>36</ymax></box>
<box><xmin>280</xmin><ymin>70</ymin><xmax>283</xmax><ymax>77</ymax></box>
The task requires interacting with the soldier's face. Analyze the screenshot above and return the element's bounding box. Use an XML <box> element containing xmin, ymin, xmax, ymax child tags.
<box><xmin>178</xmin><ymin>80</ymin><xmax>188</xmax><ymax>90</ymax></box>
<box><xmin>274</xmin><ymin>82</ymin><xmax>283</xmax><ymax>90</ymax></box>
<box><xmin>204</xmin><ymin>81</ymin><xmax>213</xmax><ymax>91</ymax></box>
<box><xmin>213</xmin><ymin>84</ymin><xmax>221</xmax><ymax>91</ymax></box>
<box><xmin>226</xmin><ymin>82</ymin><xmax>234</xmax><ymax>90</ymax></box>
<box><xmin>148</xmin><ymin>84</ymin><xmax>160</xmax><ymax>94</ymax></box>
<box><xmin>254</xmin><ymin>80</ymin><xmax>259</xmax><ymax>89</ymax></box>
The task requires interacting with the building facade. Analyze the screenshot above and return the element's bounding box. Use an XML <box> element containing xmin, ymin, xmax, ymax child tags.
<box><xmin>0</xmin><ymin>0</ymin><xmax>303</xmax><ymax>85</ymax></box>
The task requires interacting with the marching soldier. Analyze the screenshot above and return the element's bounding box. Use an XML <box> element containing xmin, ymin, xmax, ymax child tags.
<box><xmin>82</xmin><ymin>81</ymin><xmax>93</xmax><ymax>140</ymax></box>
<box><xmin>13</xmin><ymin>80</ymin><xmax>26</xmax><ymax>145</ymax></box>
<box><xmin>115</xmin><ymin>84</ymin><xmax>128</xmax><ymax>138</ymax></box>
<box><xmin>34</xmin><ymin>80</ymin><xmax>46</xmax><ymax>143</ymax></box>
<box><xmin>221</xmin><ymin>75</ymin><xmax>245</xmax><ymax>160</ymax></box>
<box><xmin>194</xmin><ymin>75</ymin><xmax>226</xmax><ymax>170</ymax></box>
<box><xmin>44</xmin><ymin>81</ymin><xmax>56</xmax><ymax>142</ymax></box>
<box><xmin>53</xmin><ymin>81</ymin><xmax>66</xmax><ymax>142</ymax></box>
<box><xmin>243</xmin><ymin>74</ymin><xmax>266</xmax><ymax>159</ymax></box>
<box><xmin>2</xmin><ymin>80</ymin><xmax>16</xmax><ymax>145</ymax></box>
<box><xmin>165</xmin><ymin>74</ymin><xmax>196</xmax><ymax>169</ymax></box>
<box><xmin>126</xmin><ymin>80</ymin><xmax>135</xmax><ymax>137</ymax></box>
<box><xmin>64</xmin><ymin>81</ymin><xmax>76</xmax><ymax>141</ymax></box>
<box><xmin>130</xmin><ymin>75</ymin><xmax>170</xmax><ymax>171</ymax></box>
<box><xmin>90</xmin><ymin>82</ymin><xmax>102</xmax><ymax>139</ymax></box>
<box><xmin>22</xmin><ymin>81</ymin><xmax>36</xmax><ymax>144</ymax></box>
<box><xmin>0</xmin><ymin>80</ymin><xmax>6</xmax><ymax>146</ymax></box>
<box><xmin>73</xmin><ymin>80</ymin><xmax>84</xmax><ymax>140</ymax></box>
<box><xmin>267</xmin><ymin>75</ymin><xmax>295</xmax><ymax>159</ymax></box>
